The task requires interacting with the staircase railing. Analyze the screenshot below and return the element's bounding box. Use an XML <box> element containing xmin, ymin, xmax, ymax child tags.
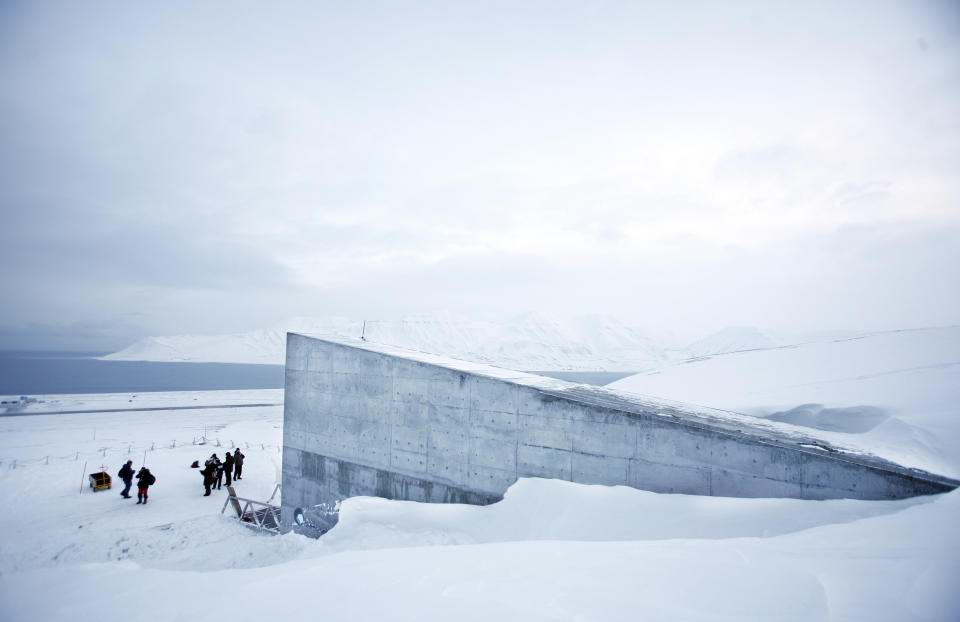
<box><xmin>222</xmin><ymin>486</ymin><xmax>281</xmax><ymax>533</ymax></box>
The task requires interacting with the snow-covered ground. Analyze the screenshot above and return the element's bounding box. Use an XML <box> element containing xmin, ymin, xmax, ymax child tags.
<box><xmin>3</xmin><ymin>327</ymin><xmax>960</xmax><ymax>621</ymax></box>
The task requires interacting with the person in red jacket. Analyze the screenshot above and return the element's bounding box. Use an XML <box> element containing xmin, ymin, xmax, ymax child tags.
<box><xmin>135</xmin><ymin>467</ymin><xmax>156</xmax><ymax>504</ymax></box>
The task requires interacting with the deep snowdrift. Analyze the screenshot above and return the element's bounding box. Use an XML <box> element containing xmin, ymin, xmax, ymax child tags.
<box><xmin>611</xmin><ymin>326</ymin><xmax>960</xmax><ymax>478</ymax></box>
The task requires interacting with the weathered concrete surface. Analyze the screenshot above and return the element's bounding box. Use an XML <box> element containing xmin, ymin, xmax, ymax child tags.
<box><xmin>281</xmin><ymin>333</ymin><xmax>958</xmax><ymax>531</ymax></box>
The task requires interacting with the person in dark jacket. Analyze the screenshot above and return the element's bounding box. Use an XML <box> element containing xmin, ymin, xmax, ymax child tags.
<box><xmin>135</xmin><ymin>467</ymin><xmax>155</xmax><ymax>504</ymax></box>
<box><xmin>223</xmin><ymin>451</ymin><xmax>234</xmax><ymax>486</ymax></box>
<box><xmin>118</xmin><ymin>460</ymin><xmax>135</xmax><ymax>499</ymax></box>
<box><xmin>201</xmin><ymin>456</ymin><xmax>217</xmax><ymax>496</ymax></box>
<box><xmin>214</xmin><ymin>456</ymin><xmax>224</xmax><ymax>490</ymax></box>
<box><xmin>233</xmin><ymin>449</ymin><xmax>244</xmax><ymax>480</ymax></box>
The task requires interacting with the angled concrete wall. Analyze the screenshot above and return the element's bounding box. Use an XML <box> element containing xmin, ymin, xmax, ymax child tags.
<box><xmin>282</xmin><ymin>334</ymin><xmax>957</xmax><ymax>532</ymax></box>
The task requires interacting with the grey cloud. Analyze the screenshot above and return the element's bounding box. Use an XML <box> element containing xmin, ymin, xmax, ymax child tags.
<box><xmin>307</xmin><ymin>222</ymin><xmax>960</xmax><ymax>336</ymax></box>
<box><xmin>0</xmin><ymin>197</ymin><xmax>295</xmax><ymax>313</ymax></box>
<box><xmin>831</xmin><ymin>181</ymin><xmax>892</xmax><ymax>207</ymax></box>
<box><xmin>0</xmin><ymin>317</ymin><xmax>147</xmax><ymax>351</ymax></box>
<box><xmin>0</xmin><ymin>1</ymin><xmax>958</xmax><ymax>350</ymax></box>
<box><xmin>714</xmin><ymin>143</ymin><xmax>810</xmax><ymax>183</ymax></box>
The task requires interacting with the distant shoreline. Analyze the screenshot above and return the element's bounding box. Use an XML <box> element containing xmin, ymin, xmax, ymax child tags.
<box><xmin>0</xmin><ymin>351</ymin><xmax>629</xmax><ymax>395</ymax></box>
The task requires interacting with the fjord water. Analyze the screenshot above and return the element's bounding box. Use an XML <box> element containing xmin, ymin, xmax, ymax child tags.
<box><xmin>0</xmin><ymin>350</ymin><xmax>285</xmax><ymax>395</ymax></box>
<box><xmin>0</xmin><ymin>351</ymin><xmax>627</xmax><ymax>395</ymax></box>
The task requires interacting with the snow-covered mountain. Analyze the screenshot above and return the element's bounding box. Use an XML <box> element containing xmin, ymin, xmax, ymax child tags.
<box><xmin>103</xmin><ymin>317</ymin><xmax>361</xmax><ymax>366</ymax></box>
<box><xmin>104</xmin><ymin>313</ymin><xmax>894</xmax><ymax>374</ymax></box>
<box><xmin>104</xmin><ymin>313</ymin><xmax>669</xmax><ymax>371</ymax></box>
<box><xmin>682</xmin><ymin>326</ymin><xmax>779</xmax><ymax>358</ymax></box>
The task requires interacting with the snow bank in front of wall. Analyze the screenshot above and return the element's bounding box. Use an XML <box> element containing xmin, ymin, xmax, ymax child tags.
<box><xmin>318</xmin><ymin>477</ymin><xmax>931</xmax><ymax>552</ymax></box>
<box><xmin>611</xmin><ymin>326</ymin><xmax>960</xmax><ymax>478</ymax></box>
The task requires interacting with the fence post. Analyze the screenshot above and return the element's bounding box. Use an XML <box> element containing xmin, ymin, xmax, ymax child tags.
<box><xmin>45</xmin><ymin>456</ymin><xmax>49</xmax><ymax>465</ymax></box>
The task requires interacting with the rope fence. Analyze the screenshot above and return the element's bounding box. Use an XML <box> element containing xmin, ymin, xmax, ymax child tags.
<box><xmin>0</xmin><ymin>436</ymin><xmax>282</xmax><ymax>470</ymax></box>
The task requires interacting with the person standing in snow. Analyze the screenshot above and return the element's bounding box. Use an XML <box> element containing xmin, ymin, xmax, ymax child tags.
<box><xmin>214</xmin><ymin>456</ymin><xmax>224</xmax><ymax>490</ymax></box>
<box><xmin>233</xmin><ymin>449</ymin><xmax>244</xmax><ymax>481</ymax></box>
<box><xmin>223</xmin><ymin>451</ymin><xmax>234</xmax><ymax>487</ymax></box>
<box><xmin>136</xmin><ymin>467</ymin><xmax>156</xmax><ymax>504</ymax></box>
<box><xmin>118</xmin><ymin>460</ymin><xmax>135</xmax><ymax>499</ymax></box>
<box><xmin>201</xmin><ymin>455</ymin><xmax>217</xmax><ymax>496</ymax></box>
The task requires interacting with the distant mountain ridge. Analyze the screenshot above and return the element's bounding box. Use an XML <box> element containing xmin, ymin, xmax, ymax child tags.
<box><xmin>104</xmin><ymin>313</ymin><xmax>671</xmax><ymax>371</ymax></box>
<box><xmin>103</xmin><ymin>315</ymin><xmax>871</xmax><ymax>371</ymax></box>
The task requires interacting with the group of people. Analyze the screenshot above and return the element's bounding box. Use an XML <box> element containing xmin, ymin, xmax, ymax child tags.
<box><xmin>200</xmin><ymin>449</ymin><xmax>244</xmax><ymax>496</ymax></box>
<box><xmin>118</xmin><ymin>460</ymin><xmax>155</xmax><ymax>504</ymax></box>
<box><xmin>111</xmin><ymin>448</ymin><xmax>248</xmax><ymax>505</ymax></box>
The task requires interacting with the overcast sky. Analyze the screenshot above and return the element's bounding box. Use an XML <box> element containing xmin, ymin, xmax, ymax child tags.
<box><xmin>1</xmin><ymin>1</ymin><xmax>958</xmax><ymax>350</ymax></box>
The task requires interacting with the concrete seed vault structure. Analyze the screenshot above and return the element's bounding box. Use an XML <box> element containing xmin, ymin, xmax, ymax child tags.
<box><xmin>281</xmin><ymin>333</ymin><xmax>958</xmax><ymax>533</ymax></box>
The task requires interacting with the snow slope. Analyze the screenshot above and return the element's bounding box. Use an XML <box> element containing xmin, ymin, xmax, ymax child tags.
<box><xmin>682</xmin><ymin>325</ymin><xmax>779</xmax><ymax>357</ymax></box>
<box><xmin>0</xmin><ymin>394</ymin><xmax>958</xmax><ymax>621</ymax></box>
<box><xmin>611</xmin><ymin>326</ymin><xmax>960</xmax><ymax>478</ymax></box>
<box><xmin>105</xmin><ymin>313</ymin><xmax>669</xmax><ymax>371</ymax></box>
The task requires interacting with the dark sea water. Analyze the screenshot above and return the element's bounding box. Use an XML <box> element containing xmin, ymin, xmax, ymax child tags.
<box><xmin>0</xmin><ymin>351</ymin><xmax>285</xmax><ymax>395</ymax></box>
<box><xmin>0</xmin><ymin>351</ymin><xmax>631</xmax><ymax>396</ymax></box>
